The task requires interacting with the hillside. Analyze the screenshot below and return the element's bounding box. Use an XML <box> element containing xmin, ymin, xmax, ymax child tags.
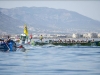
<box><xmin>0</xmin><ymin>7</ymin><xmax>100</xmax><ymax>34</ymax></box>
<box><xmin>0</xmin><ymin>12</ymin><xmax>24</xmax><ymax>34</ymax></box>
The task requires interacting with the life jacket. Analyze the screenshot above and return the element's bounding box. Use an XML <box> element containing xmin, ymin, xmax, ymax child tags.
<box><xmin>8</xmin><ymin>40</ymin><xmax>16</xmax><ymax>51</ymax></box>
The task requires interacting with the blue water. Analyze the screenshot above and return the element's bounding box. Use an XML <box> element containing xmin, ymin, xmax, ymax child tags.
<box><xmin>0</xmin><ymin>45</ymin><xmax>100</xmax><ymax>75</ymax></box>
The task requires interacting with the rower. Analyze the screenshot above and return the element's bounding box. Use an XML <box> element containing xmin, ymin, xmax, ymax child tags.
<box><xmin>0</xmin><ymin>39</ymin><xmax>9</xmax><ymax>51</ymax></box>
<box><xmin>40</xmin><ymin>35</ymin><xmax>43</xmax><ymax>42</ymax></box>
<box><xmin>29</xmin><ymin>34</ymin><xmax>33</xmax><ymax>42</ymax></box>
<box><xmin>6</xmin><ymin>36</ymin><xmax>16</xmax><ymax>51</ymax></box>
<box><xmin>20</xmin><ymin>34</ymin><xmax>27</xmax><ymax>44</ymax></box>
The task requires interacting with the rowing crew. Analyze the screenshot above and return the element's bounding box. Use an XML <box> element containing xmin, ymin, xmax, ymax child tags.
<box><xmin>0</xmin><ymin>36</ymin><xmax>25</xmax><ymax>51</ymax></box>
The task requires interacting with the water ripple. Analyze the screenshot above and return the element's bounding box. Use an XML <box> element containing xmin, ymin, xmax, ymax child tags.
<box><xmin>0</xmin><ymin>46</ymin><xmax>100</xmax><ymax>75</ymax></box>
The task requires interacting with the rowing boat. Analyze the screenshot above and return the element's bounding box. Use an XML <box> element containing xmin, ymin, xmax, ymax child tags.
<box><xmin>29</xmin><ymin>40</ymin><xmax>100</xmax><ymax>46</ymax></box>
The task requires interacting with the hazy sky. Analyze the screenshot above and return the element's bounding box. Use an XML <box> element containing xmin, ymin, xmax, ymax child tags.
<box><xmin>0</xmin><ymin>1</ymin><xmax>100</xmax><ymax>21</ymax></box>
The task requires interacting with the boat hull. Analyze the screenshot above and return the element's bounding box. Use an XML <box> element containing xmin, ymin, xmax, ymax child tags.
<box><xmin>0</xmin><ymin>41</ymin><xmax>16</xmax><ymax>52</ymax></box>
<box><xmin>34</xmin><ymin>41</ymin><xmax>100</xmax><ymax>46</ymax></box>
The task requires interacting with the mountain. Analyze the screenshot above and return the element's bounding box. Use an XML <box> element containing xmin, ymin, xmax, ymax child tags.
<box><xmin>0</xmin><ymin>7</ymin><xmax>100</xmax><ymax>34</ymax></box>
<box><xmin>0</xmin><ymin>12</ymin><xmax>24</xmax><ymax>34</ymax></box>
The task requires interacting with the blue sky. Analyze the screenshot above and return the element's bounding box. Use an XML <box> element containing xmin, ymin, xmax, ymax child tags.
<box><xmin>0</xmin><ymin>1</ymin><xmax>100</xmax><ymax>21</ymax></box>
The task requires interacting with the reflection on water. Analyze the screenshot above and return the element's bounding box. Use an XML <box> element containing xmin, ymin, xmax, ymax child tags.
<box><xmin>0</xmin><ymin>45</ymin><xmax>100</xmax><ymax>75</ymax></box>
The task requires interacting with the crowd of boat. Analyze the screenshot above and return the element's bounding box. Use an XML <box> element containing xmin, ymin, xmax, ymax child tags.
<box><xmin>0</xmin><ymin>25</ymin><xmax>100</xmax><ymax>52</ymax></box>
<box><xmin>0</xmin><ymin>34</ymin><xmax>100</xmax><ymax>52</ymax></box>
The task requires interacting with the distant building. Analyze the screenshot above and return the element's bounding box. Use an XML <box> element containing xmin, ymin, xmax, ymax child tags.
<box><xmin>57</xmin><ymin>34</ymin><xmax>67</xmax><ymax>38</ymax></box>
<box><xmin>33</xmin><ymin>34</ymin><xmax>40</xmax><ymax>39</ymax></box>
<box><xmin>83</xmin><ymin>33</ymin><xmax>98</xmax><ymax>38</ymax></box>
<box><xmin>98</xmin><ymin>33</ymin><xmax>100</xmax><ymax>38</ymax></box>
<box><xmin>47</xmin><ymin>34</ymin><xmax>58</xmax><ymax>38</ymax></box>
<box><xmin>46</xmin><ymin>34</ymin><xmax>53</xmax><ymax>38</ymax></box>
<box><xmin>87</xmin><ymin>33</ymin><xmax>98</xmax><ymax>38</ymax></box>
<box><xmin>83</xmin><ymin>33</ymin><xmax>88</xmax><ymax>38</ymax></box>
<box><xmin>72</xmin><ymin>33</ymin><xmax>82</xmax><ymax>38</ymax></box>
<box><xmin>72</xmin><ymin>34</ymin><xmax>77</xmax><ymax>38</ymax></box>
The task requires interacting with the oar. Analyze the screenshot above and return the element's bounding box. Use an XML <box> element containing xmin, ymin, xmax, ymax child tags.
<box><xmin>16</xmin><ymin>45</ymin><xmax>26</xmax><ymax>52</ymax></box>
<box><xmin>16</xmin><ymin>45</ymin><xmax>26</xmax><ymax>50</ymax></box>
<box><xmin>17</xmin><ymin>45</ymin><xmax>23</xmax><ymax>48</ymax></box>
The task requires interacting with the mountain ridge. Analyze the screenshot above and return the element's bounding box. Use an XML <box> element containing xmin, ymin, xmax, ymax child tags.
<box><xmin>0</xmin><ymin>7</ymin><xmax>100</xmax><ymax>34</ymax></box>
<box><xmin>0</xmin><ymin>11</ymin><xmax>24</xmax><ymax>34</ymax></box>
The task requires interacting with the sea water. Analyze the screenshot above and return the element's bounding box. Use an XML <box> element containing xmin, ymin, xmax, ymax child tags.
<box><xmin>0</xmin><ymin>45</ymin><xmax>100</xmax><ymax>75</ymax></box>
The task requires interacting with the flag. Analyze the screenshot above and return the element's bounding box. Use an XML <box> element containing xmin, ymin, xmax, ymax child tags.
<box><xmin>24</xmin><ymin>24</ymin><xmax>28</xmax><ymax>36</ymax></box>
